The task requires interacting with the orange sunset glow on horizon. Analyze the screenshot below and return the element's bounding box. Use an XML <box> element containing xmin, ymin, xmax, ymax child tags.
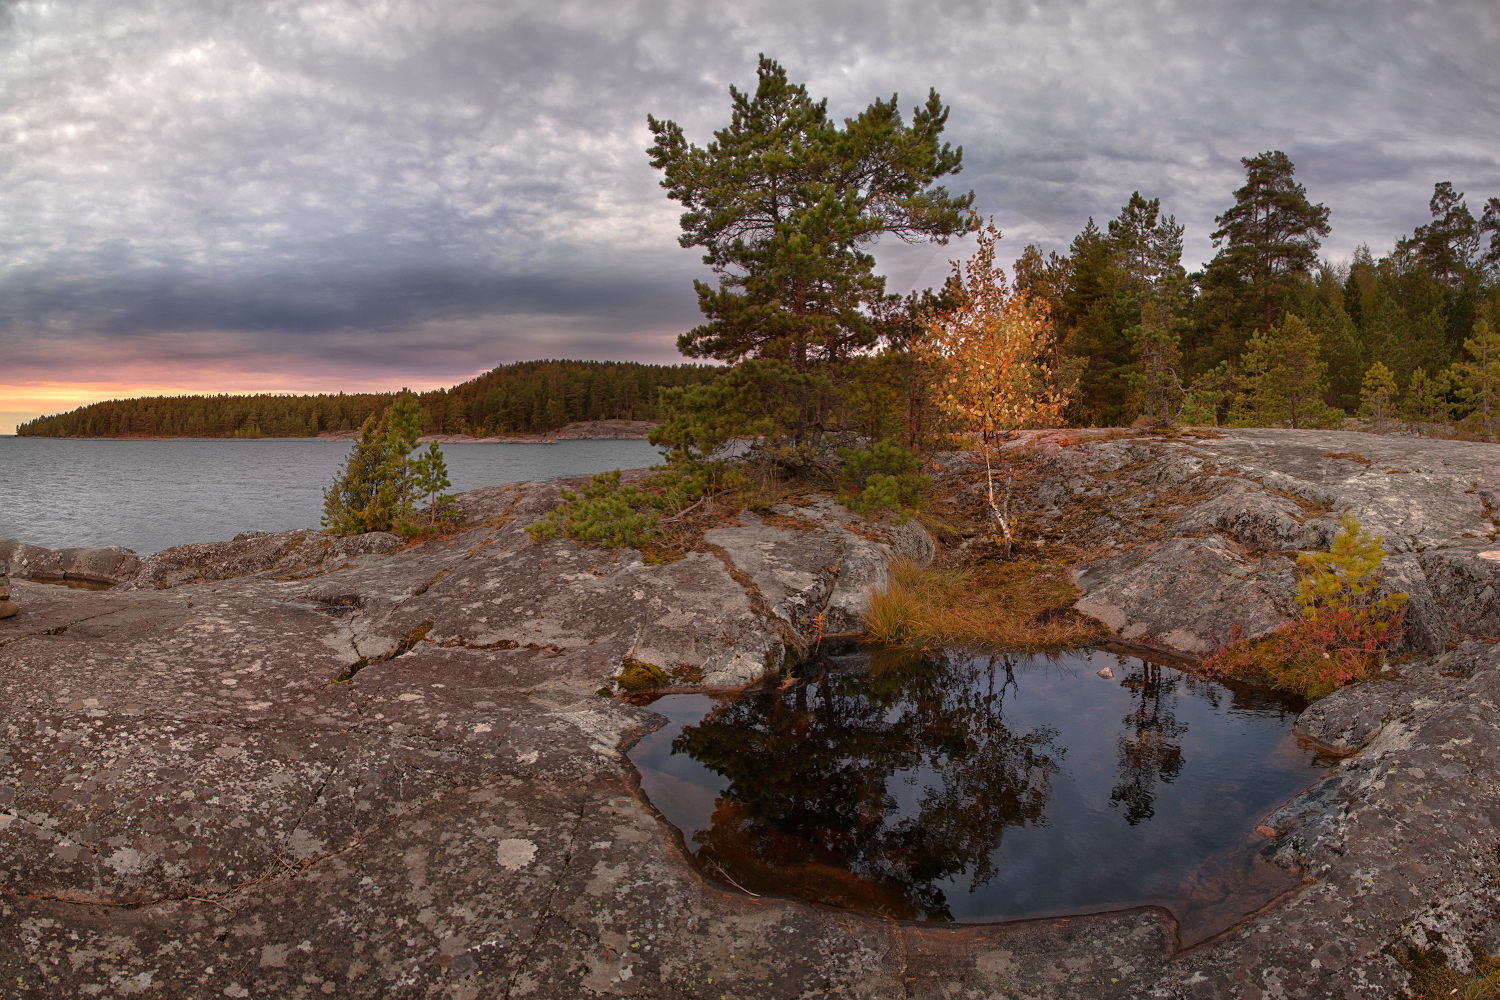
<box><xmin>0</xmin><ymin>376</ymin><xmax>475</xmax><ymax>436</ymax></box>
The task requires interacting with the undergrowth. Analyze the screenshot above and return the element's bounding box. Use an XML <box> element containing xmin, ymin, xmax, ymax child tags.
<box><xmin>839</xmin><ymin>442</ymin><xmax>930</xmax><ymax>522</ymax></box>
<box><xmin>1204</xmin><ymin>515</ymin><xmax>1408</xmax><ymax>699</ymax></box>
<box><xmin>525</xmin><ymin>468</ymin><xmax>718</xmax><ymax>550</ymax></box>
<box><xmin>1399</xmin><ymin>943</ymin><xmax>1500</xmax><ymax>999</ymax></box>
<box><xmin>864</xmin><ymin>556</ymin><xmax>1109</xmax><ymax>649</ymax></box>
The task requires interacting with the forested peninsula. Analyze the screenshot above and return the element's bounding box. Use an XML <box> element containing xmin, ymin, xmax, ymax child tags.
<box><xmin>17</xmin><ymin>359</ymin><xmax>720</xmax><ymax>439</ymax></box>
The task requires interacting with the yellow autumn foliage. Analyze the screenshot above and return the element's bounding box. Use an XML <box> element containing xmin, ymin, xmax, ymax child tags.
<box><xmin>915</xmin><ymin>222</ymin><xmax>1076</xmax><ymax>438</ymax></box>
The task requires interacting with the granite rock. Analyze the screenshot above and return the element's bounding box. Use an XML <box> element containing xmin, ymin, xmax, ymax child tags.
<box><xmin>969</xmin><ymin>428</ymin><xmax>1500</xmax><ymax>658</ymax></box>
<box><xmin>0</xmin><ymin>539</ymin><xmax>141</xmax><ymax>585</ymax></box>
<box><xmin>4</xmin><ymin>433</ymin><xmax>1500</xmax><ymax>998</ymax></box>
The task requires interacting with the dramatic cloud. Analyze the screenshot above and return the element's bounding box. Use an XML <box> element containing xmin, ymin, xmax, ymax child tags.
<box><xmin>2</xmin><ymin>0</ymin><xmax>1497</xmax><ymax>429</ymax></box>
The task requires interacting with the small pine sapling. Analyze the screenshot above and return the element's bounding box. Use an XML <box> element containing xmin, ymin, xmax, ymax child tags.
<box><xmin>839</xmin><ymin>441</ymin><xmax>930</xmax><ymax>521</ymax></box>
<box><xmin>409</xmin><ymin>442</ymin><xmax>454</xmax><ymax>526</ymax></box>
<box><xmin>1205</xmin><ymin>515</ymin><xmax>1407</xmax><ymax>699</ymax></box>
<box><xmin>526</xmin><ymin>470</ymin><xmax>660</xmax><ymax>549</ymax></box>
<box><xmin>1358</xmin><ymin>362</ymin><xmax>1397</xmax><ymax>432</ymax></box>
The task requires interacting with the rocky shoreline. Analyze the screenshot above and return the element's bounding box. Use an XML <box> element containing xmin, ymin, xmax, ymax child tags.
<box><xmin>2</xmin><ymin>427</ymin><xmax>1499</xmax><ymax>998</ymax></box>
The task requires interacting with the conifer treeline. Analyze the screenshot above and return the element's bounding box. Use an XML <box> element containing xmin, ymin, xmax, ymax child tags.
<box><xmin>1008</xmin><ymin>161</ymin><xmax>1500</xmax><ymax>431</ymax></box>
<box><xmin>18</xmin><ymin>360</ymin><xmax>721</xmax><ymax>438</ymax></box>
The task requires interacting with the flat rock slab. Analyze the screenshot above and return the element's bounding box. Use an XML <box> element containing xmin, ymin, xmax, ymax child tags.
<box><xmin>4</xmin><ymin>439</ymin><xmax>1500</xmax><ymax>997</ymax></box>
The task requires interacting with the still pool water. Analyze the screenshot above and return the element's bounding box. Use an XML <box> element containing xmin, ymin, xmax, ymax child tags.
<box><xmin>630</xmin><ymin>646</ymin><xmax>1325</xmax><ymax>945</ymax></box>
<box><xmin>0</xmin><ymin>435</ymin><xmax>663</xmax><ymax>556</ymax></box>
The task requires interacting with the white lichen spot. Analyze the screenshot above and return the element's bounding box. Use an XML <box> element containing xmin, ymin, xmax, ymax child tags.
<box><xmin>495</xmin><ymin>839</ymin><xmax>537</xmax><ymax>871</ymax></box>
<box><xmin>473</xmin><ymin>723</ymin><xmax>492</xmax><ymax>734</ymax></box>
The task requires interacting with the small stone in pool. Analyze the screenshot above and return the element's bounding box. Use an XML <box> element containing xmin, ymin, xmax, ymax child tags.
<box><xmin>1097</xmin><ymin>666</ymin><xmax>1114</xmax><ymax>679</ymax></box>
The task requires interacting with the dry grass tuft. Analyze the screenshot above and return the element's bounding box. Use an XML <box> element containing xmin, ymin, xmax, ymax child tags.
<box><xmin>865</xmin><ymin>557</ymin><xmax>1109</xmax><ymax>649</ymax></box>
<box><xmin>1399</xmin><ymin>944</ymin><xmax>1500</xmax><ymax>999</ymax></box>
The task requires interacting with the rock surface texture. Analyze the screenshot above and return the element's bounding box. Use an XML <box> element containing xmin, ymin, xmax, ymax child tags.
<box><xmin>0</xmin><ymin>539</ymin><xmax>141</xmax><ymax>587</ymax></box>
<box><xmin>988</xmin><ymin>428</ymin><xmax>1500</xmax><ymax>659</ymax></box>
<box><xmin>1</xmin><ymin>430</ymin><xmax>1498</xmax><ymax>998</ymax></box>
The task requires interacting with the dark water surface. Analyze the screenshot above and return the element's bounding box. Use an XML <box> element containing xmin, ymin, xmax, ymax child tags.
<box><xmin>0</xmin><ymin>435</ymin><xmax>662</xmax><ymax>556</ymax></box>
<box><xmin>630</xmin><ymin>646</ymin><xmax>1323</xmax><ymax>945</ymax></box>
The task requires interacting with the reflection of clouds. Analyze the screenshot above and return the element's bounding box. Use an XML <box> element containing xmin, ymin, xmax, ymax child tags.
<box><xmin>2</xmin><ymin>0</ymin><xmax>1495</xmax><ymax>388</ymax></box>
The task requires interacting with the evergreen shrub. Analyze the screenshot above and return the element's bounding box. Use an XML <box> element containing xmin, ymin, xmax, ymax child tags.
<box><xmin>1204</xmin><ymin>516</ymin><xmax>1408</xmax><ymax>699</ymax></box>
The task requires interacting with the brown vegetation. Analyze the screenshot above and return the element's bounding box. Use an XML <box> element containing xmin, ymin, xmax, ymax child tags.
<box><xmin>864</xmin><ymin>556</ymin><xmax>1109</xmax><ymax>649</ymax></box>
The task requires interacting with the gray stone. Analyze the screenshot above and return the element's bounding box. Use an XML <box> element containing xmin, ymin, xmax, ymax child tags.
<box><xmin>972</xmin><ymin>428</ymin><xmax>1500</xmax><ymax>658</ymax></box>
<box><xmin>0</xmin><ymin>538</ymin><xmax>141</xmax><ymax>585</ymax></box>
<box><xmin>4</xmin><ymin>431</ymin><xmax>1500</xmax><ymax>998</ymax></box>
<box><xmin>326</xmin><ymin>530</ymin><xmax>403</xmax><ymax>559</ymax></box>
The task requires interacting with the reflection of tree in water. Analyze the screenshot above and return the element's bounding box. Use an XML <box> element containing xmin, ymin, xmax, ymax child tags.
<box><xmin>1109</xmin><ymin>661</ymin><xmax>1188</xmax><ymax>825</ymax></box>
<box><xmin>672</xmin><ymin>648</ymin><xmax>1060</xmax><ymax>921</ymax></box>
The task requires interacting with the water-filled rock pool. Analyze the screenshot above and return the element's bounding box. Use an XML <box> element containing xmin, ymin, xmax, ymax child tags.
<box><xmin>630</xmin><ymin>645</ymin><xmax>1330</xmax><ymax>945</ymax></box>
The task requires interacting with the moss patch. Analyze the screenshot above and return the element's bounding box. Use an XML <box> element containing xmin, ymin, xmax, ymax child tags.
<box><xmin>614</xmin><ymin>658</ymin><xmax>669</xmax><ymax>693</ymax></box>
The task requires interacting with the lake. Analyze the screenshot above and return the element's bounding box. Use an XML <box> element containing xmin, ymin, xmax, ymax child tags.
<box><xmin>0</xmin><ymin>436</ymin><xmax>663</xmax><ymax>556</ymax></box>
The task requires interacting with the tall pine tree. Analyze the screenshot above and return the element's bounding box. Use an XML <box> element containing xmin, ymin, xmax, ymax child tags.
<box><xmin>1204</xmin><ymin>151</ymin><xmax>1331</xmax><ymax>341</ymax></box>
<box><xmin>647</xmin><ymin>56</ymin><xmax>977</xmax><ymax>370</ymax></box>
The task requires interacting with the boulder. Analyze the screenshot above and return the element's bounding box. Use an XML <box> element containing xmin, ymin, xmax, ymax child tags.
<box><xmin>0</xmin><ymin>539</ymin><xmax>141</xmax><ymax>586</ymax></box>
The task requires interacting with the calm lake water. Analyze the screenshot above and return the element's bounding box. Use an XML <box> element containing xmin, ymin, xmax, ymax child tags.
<box><xmin>0</xmin><ymin>435</ymin><xmax>663</xmax><ymax>556</ymax></box>
<box><xmin>630</xmin><ymin>646</ymin><xmax>1322</xmax><ymax>946</ymax></box>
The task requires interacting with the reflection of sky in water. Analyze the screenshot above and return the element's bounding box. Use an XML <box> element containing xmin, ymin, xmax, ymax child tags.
<box><xmin>629</xmin><ymin>648</ymin><xmax>1315</xmax><ymax>941</ymax></box>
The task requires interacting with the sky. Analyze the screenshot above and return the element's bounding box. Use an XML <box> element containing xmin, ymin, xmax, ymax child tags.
<box><xmin>2</xmin><ymin>0</ymin><xmax>1497</xmax><ymax>433</ymax></box>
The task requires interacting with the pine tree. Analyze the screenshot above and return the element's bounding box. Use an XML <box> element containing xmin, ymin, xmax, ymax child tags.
<box><xmin>1481</xmin><ymin>197</ymin><xmax>1500</xmax><ymax>274</ymax></box>
<box><xmin>1451</xmin><ymin>317</ymin><xmax>1500</xmax><ymax>437</ymax></box>
<box><xmin>409</xmin><ymin>442</ymin><xmax>453</xmax><ymax>526</ymax></box>
<box><xmin>1129</xmin><ymin>301</ymin><xmax>1185</xmax><ymax>423</ymax></box>
<box><xmin>321</xmin><ymin>397</ymin><xmax>423</xmax><ymax>536</ymax></box>
<box><xmin>1206</xmin><ymin>151</ymin><xmax>1331</xmax><ymax>332</ymax></box>
<box><xmin>647</xmin><ymin>55</ymin><xmax>977</xmax><ymax>369</ymax></box>
<box><xmin>1358</xmin><ymin>362</ymin><xmax>1397</xmax><ymax>431</ymax></box>
<box><xmin>1398</xmin><ymin>182</ymin><xmax>1480</xmax><ymax>287</ymax></box>
<box><xmin>1400</xmin><ymin>367</ymin><xmax>1450</xmax><ymax>428</ymax></box>
<box><xmin>1233</xmin><ymin>315</ymin><xmax>1333</xmax><ymax>428</ymax></box>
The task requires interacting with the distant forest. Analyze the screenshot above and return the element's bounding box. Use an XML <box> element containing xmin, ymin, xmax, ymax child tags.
<box><xmin>17</xmin><ymin>360</ymin><xmax>722</xmax><ymax>438</ymax></box>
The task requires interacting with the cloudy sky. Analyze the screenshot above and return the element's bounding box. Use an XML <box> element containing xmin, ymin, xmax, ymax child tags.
<box><xmin>2</xmin><ymin>0</ymin><xmax>1497</xmax><ymax>432</ymax></box>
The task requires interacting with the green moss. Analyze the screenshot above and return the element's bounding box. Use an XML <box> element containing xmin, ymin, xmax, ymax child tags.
<box><xmin>614</xmin><ymin>659</ymin><xmax>669</xmax><ymax>693</ymax></box>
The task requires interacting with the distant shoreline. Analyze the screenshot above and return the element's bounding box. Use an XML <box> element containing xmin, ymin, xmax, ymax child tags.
<box><xmin>18</xmin><ymin>419</ymin><xmax>660</xmax><ymax>444</ymax></box>
<box><xmin>320</xmin><ymin>419</ymin><xmax>659</xmax><ymax>444</ymax></box>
